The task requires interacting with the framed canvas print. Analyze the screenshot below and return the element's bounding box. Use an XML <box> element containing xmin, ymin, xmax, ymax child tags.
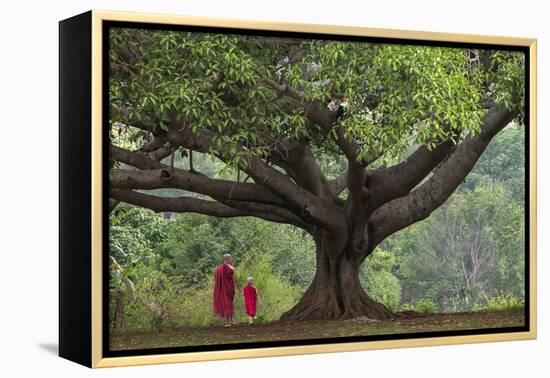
<box><xmin>59</xmin><ymin>10</ymin><xmax>537</xmax><ymax>368</ymax></box>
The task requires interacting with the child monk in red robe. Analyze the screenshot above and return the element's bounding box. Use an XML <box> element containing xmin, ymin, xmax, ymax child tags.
<box><xmin>243</xmin><ymin>276</ymin><xmax>261</xmax><ymax>324</ymax></box>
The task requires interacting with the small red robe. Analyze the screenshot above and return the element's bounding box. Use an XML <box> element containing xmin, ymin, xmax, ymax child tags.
<box><xmin>213</xmin><ymin>263</ymin><xmax>235</xmax><ymax>318</ymax></box>
<box><xmin>243</xmin><ymin>284</ymin><xmax>258</xmax><ymax>316</ymax></box>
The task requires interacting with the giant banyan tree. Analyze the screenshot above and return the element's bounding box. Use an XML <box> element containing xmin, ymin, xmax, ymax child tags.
<box><xmin>108</xmin><ymin>28</ymin><xmax>525</xmax><ymax>321</ymax></box>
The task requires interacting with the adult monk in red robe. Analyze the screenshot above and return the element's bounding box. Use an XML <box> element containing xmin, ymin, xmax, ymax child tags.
<box><xmin>213</xmin><ymin>254</ymin><xmax>240</xmax><ymax>327</ymax></box>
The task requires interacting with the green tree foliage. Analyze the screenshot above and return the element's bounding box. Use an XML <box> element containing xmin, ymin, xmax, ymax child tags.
<box><xmin>389</xmin><ymin>182</ymin><xmax>524</xmax><ymax>312</ymax></box>
<box><xmin>155</xmin><ymin>215</ymin><xmax>230</xmax><ymax>287</ymax></box>
<box><xmin>155</xmin><ymin>214</ymin><xmax>314</xmax><ymax>289</ymax></box>
<box><xmin>109</xmin><ymin>209</ymin><xmax>313</xmax><ymax>331</ymax></box>
<box><xmin>462</xmin><ymin>124</ymin><xmax>525</xmax><ymax>203</ymax></box>
<box><xmin>360</xmin><ymin>250</ymin><xmax>401</xmax><ymax>311</ymax></box>
<box><xmin>108</xmin><ymin>205</ymin><xmax>169</xmax><ymax>331</ymax></box>
<box><xmin>110</xmin><ymin>28</ymin><xmax>525</xmax><ymax>168</ymax></box>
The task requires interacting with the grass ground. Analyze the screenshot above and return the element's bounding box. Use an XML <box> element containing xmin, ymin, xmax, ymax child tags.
<box><xmin>110</xmin><ymin>308</ymin><xmax>525</xmax><ymax>351</ymax></box>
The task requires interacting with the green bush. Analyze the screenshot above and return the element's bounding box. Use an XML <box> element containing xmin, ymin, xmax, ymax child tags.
<box><xmin>174</xmin><ymin>280</ymin><xmax>217</xmax><ymax>327</ymax></box>
<box><xmin>477</xmin><ymin>291</ymin><xmax>525</xmax><ymax>311</ymax></box>
<box><xmin>414</xmin><ymin>298</ymin><xmax>439</xmax><ymax>313</ymax></box>
<box><xmin>135</xmin><ymin>271</ymin><xmax>180</xmax><ymax>330</ymax></box>
<box><xmin>399</xmin><ymin>303</ymin><xmax>415</xmax><ymax>312</ymax></box>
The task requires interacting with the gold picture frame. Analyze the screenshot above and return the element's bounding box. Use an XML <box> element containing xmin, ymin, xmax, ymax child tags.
<box><xmin>59</xmin><ymin>9</ymin><xmax>537</xmax><ymax>368</ymax></box>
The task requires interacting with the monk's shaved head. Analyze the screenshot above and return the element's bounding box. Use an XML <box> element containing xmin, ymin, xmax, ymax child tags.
<box><xmin>223</xmin><ymin>253</ymin><xmax>232</xmax><ymax>263</ymax></box>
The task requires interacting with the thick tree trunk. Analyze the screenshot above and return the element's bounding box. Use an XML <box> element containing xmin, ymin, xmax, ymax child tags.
<box><xmin>281</xmin><ymin>231</ymin><xmax>393</xmax><ymax>321</ymax></box>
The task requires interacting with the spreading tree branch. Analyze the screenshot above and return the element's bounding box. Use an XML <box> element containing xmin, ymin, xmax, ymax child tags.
<box><xmin>110</xmin><ymin>144</ymin><xmax>333</xmax><ymax>230</ymax></box>
<box><xmin>366</xmin><ymin>140</ymin><xmax>455</xmax><ymax>210</ymax></box>
<box><xmin>268</xmin><ymin>138</ymin><xmax>333</xmax><ymax>199</ymax></box>
<box><xmin>110</xmin><ymin>166</ymin><xmax>285</xmax><ymax>206</ymax></box>
<box><xmin>263</xmin><ymin>78</ymin><xmax>377</xmax><ymax>196</ymax></box>
<box><xmin>143</xmin><ymin>123</ymin><xmax>346</xmax><ymax>232</ymax></box>
<box><xmin>368</xmin><ymin>106</ymin><xmax>517</xmax><ymax>251</ymax></box>
<box><xmin>110</xmin><ymin>189</ymin><xmax>297</xmax><ymax>226</ymax></box>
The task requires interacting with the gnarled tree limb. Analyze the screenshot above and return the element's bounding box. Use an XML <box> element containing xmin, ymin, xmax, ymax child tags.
<box><xmin>110</xmin><ymin>167</ymin><xmax>285</xmax><ymax>206</ymax></box>
<box><xmin>130</xmin><ymin>121</ymin><xmax>347</xmax><ymax>232</ymax></box>
<box><xmin>368</xmin><ymin>106</ymin><xmax>516</xmax><ymax>252</ymax></box>
<box><xmin>110</xmin><ymin>189</ymin><xmax>293</xmax><ymax>226</ymax></box>
<box><xmin>366</xmin><ymin>140</ymin><xmax>455</xmax><ymax>210</ymax></box>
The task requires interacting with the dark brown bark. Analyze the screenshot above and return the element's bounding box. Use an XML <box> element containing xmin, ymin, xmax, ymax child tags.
<box><xmin>110</xmin><ymin>167</ymin><xmax>285</xmax><ymax>206</ymax></box>
<box><xmin>281</xmin><ymin>230</ymin><xmax>393</xmax><ymax>321</ymax></box>
<box><xmin>366</xmin><ymin>140</ymin><xmax>455</xmax><ymax>210</ymax></box>
<box><xmin>110</xmin><ymin>189</ymin><xmax>299</xmax><ymax>226</ymax></box>
<box><xmin>269</xmin><ymin>138</ymin><xmax>335</xmax><ymax>201</ymax></box>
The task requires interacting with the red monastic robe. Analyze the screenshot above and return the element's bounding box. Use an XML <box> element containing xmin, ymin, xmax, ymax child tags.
<box><xmin>243</xmin><ymin>284</ymin><xmax>258</xmax><ymax>316</ymax></box>
<box><xmin>213</xmin><ymin>263</ymin><xmax>235</xmax><ymax>318</ymax></box>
